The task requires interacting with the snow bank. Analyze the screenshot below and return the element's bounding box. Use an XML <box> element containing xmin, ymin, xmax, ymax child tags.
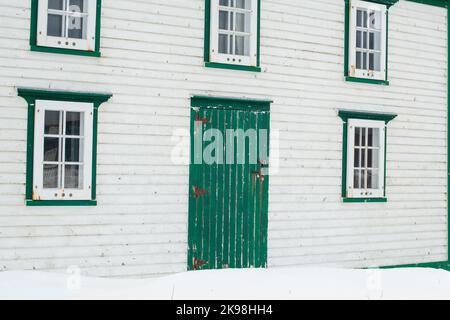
<box><xmin>0</xmin><ymin>267</ymin><xmax>450</xmax><ymax>300</ymax></box>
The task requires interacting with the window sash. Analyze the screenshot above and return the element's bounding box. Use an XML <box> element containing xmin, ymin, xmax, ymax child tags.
<box><xmin>346</xmin><ymin>119</ymin><xmax>385</xmax><ymax>198</ymax></box>
<box><xmin>33</xmin><ymin>100</ymin><xmax>93</xmax><ymax>201</ymax></box>
<box><xmin>210</xmin><ymin>0</ymin><xmax>258</xmax><ymax>66</ymax></box>
<box><xmin>348</xmin><ymin>0</ymin><xmax>387</xmax><ymax>81</ymax></box>
<box><xmin>37</xmin><ymin>0</ymin><xmax>97</xmax><ymax>51</ymax></box>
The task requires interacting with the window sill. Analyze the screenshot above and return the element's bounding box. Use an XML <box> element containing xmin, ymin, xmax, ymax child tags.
<box><xmin>343</xmin><ymin>197</ymin><xmax>387</xmax><ymax>203</ymax></box>
<box><xmin>205</xmin><ymin>62</ymin><xmax>261</xmax><ymax>72</ymax></box>
<box><xmin>26</xmin><ymin>200</ymin><xmax>97</xmax><ymax>207</ymax></box>
<box><xmin>345</xmin><ymin>76</ymin><xmax>389</xmax><ymax>86</ymax></box>
<box><xmin>31</xmin><ymin>45</ymin><xmax>101</xmax><ymax>57</ymax></box>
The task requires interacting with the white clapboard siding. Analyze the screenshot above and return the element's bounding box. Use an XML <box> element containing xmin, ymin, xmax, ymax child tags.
<box><xmin>0</xmin><ymin>0</ymin><xmax>447</xmax><ymax>277</ymax></box>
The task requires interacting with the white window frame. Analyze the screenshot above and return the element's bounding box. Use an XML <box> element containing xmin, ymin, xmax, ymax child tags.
<box><xmin>210</xmin><ymin>0</ymin><xmax>258</xmax><ymax>67</ymax></box>
<box><xmin>346</xmin><ymin>118</ymin><xmax>385</xmax><ymax>199</ymax></box>
<box><xmin>33</xmin><ymin>100</ymin><xmax>94</xmax><ymax>201</ymax></box>
<box><xmin>37</xmin><ymin>0</ymin><xmax>97</xmax><ymax>51</ymax></box>
<box><xmin>348</xmin><ymin>0</ymin><xmax>387</xmax><ymax>81</ymax></box>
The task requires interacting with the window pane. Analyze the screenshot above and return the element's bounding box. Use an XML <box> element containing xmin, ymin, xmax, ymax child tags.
<box><xmin>65</xmin><ymin>138</ymin><xmax>81</xmax><ymax>162</ymax></box>
<box><xmin>362</xmin><ymin>31</ymin><xmax>368</xmax><ymax>49</ymax></box>
<box><xmin>356</xmin><ymin>31</ymin><xmax>362</xmax><ymax>48</ymax></box>
<box><xmin>361</xmin><ymin>169</ymin><xmax>366</xmax><ymax>189</ymax></box>
<box><xmin>363</xmin><ymin>11</ymin><xmax>368</xmax><ymax>28</ymax></box>
<box><xmin>368</xmin><ymin>169</ymin><xmax>379</xmax><ymax>189</ymax></box>
<box><xmin>369</xmin><ymin>10</ymin><xmax>382</xmax><ymax>30</ymax></box>
<box><xmin>361</xmin><ymin>148</ymin><xmax>366</xmax><ymax>168</ymax></box>
<box><xmin>43</xmin><ymin>164</ymin><xmax>59</xmax><ymax>189</ymax></box>
<box><xmin>369</xmin><ymin>52</ymin><xmax>381</xmax><ymax>71</ymax></box>
<box><xmin>45</xmin><ymin>111</ymin><xmax>60</xmax><ymax>134</ymax></box>
<box><xmin>357</xmin><ymin>10</ymin><xmax>363</xmax><ymax>27</ymax></box>
<box><xmin>69</xmin><ymin>0</ymin><xmax>85</xmax><ymax>13</ymax></box>
<box><xmin>48</xmin><ymin>0</ymin><xmax>64</xmax><ymax>10</ymax></box>
<box><xmin>66</xmin><ymin>112</ymin><xmax>82</xmax><ymax>136</ymax></box>
<box><xmin>368</xmin><ymin>128</ymin><xmax>373</xmax><ymax>146</ymax></box>
<box><xmin>369</xmin><ymin>53</ymin><xmax>374</xmax><ymax>71</ymax></box>
<box><xmin>354</xmin><ymin>170</ymin><xmax>360</xmax><ymax>189</ymax></box>
<box><xmin>236</xmin><ymin>0</ymin><xmax>248</xmax><ymax>9</ymax></box>
<box><xmin>369</xmin><ymin>149</ymin><xmax>379</xmax><ymax>169</ymax></box>
<box><xmin>220</xmin><ymin>0</ymin><xmax>229</xmax><ymax>6</ymax></box>
<box><xmin>235</xmin><ymin>13</ymin><xmax>247</xmax><ymax>32</ymax></box>
<box><xmin>374</xmin><ymin>53</ymin><xmax>381</xmax><ymax>71</ymax></box>
<box><xmin>361</xmin><ymin>128</ymin><xmax>366</xmax><ymax>146</ymax></box>
<box><xmin>230</xmin><ymin>13</ymin><xmax>234</xmax><ymax>31</ymax></box>
<box><xmin>235</xmin><ymin>35</ymin><xmax>244</xmax><ymax>55</ymax></box>
<box><xmin>373</xmin><ymin>170</ymin><xmax>379</xmax><ymax>189</ymax></box>
<box><xmin>369</xmin><ymin>31</ymin><xmax>381</xmax><ymax>50</ymax></box>
<box><xmin>355</xmin><ymin>127</ymin><xmax>361</xmax><ymax>146</ymax></box>
<box><xmin>64</xmin><ymin>165</ymin><xmax>82</xmax><ymax>189</ymax></box>
<box><xmin>47</xmin><ymin>14</ymin><xmax>63</xmax><ymax>37</ymax></box>
<box><xmin>219</xmin><ymin>34</ymin><xmax>229</xmax><ymax>54</ymax></box>
<box><xmin>372</xmin><ymin>128</ymin><xmax>380</xmax><ymax>147</ymax></box>
<box><xmin>68</xmin><ymin>17</ymin><xmax>85</xmax><ymax>39</ymax></box>
<box><xmin>219</xmin><ymin>11</ymin><xmax>229</xmax><ymax>30</ymax></box>
<box><xmin>367</xmin><ymin>170</ymin><xmax>373</xmax><ymax>189</ymax></box>
<box><xmin>354</xmin><ymin>148</ymin><xmax>360</xmax><ymax>168</ymax></box>
<box><xmin>229</xmin><ymin>34</ymin><xmax>234</xmax><ymax>54</ymax></box>
<box><xmin>44</xmin><ymin>138</ymin><xmax>59</xmax><ymax>162</ymax></box>
<box><xmin>235</xmin><ymin>35</ymin><xmax>249</xmax><ymax>56</ymax></box>
<box><xmin>356</xmin><ymin>51</ymin><xmax>362</xmax><ymax>69</ymax></box>
<box><xmin>362</xmin><ymin>52</ymin><xmax>367</xmax><ymax>69</ymax></box>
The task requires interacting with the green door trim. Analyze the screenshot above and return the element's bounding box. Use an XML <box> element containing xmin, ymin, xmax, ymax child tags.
<box><xmin>191</xmin><ymin>96</ymin><xmax>272</xmax><ymax>111</ymax></box>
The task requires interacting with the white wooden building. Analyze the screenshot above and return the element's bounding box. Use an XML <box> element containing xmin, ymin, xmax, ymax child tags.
<box><xmin>0</xmin><ymin>0</ymin><xmax>448</xmax><ymax>278</ymax></box>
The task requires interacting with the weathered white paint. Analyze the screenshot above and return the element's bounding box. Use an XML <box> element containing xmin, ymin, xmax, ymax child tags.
<box><xmin>0</xmin><ymin>0</ymin><xmax>447</xmax><ymax>278</ymax></box>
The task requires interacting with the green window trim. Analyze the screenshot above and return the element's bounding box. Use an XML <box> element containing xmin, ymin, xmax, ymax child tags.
<box><xmin>204</xmin><ymin>0</ymin><xmax>262</xmax><ymax>72</ymax></box>
<box><xmin>338</xmin><ymin>109</ymin><xmax>397</xmax><ymax>202</ymax></box>
<box><xmin>18</xmin><ymin>88</ymin><xmax>112</xmax><ymax>207</ymax></box>
<box><xmin>26</xmin><ymin>200</ymin><xmax>97</xmax><ymax>207</ymax></box>
<box><xmin>361</xmin><ymin>0</ymin><xmax>399</xmax><ymax>6</ymax></box>
<box><xmin>344</xmin><ymin>0</ymin><xmax>395</xmax><ymax>85</ymax></box>
<box><xmin>205</xmin><ymin>62</ymin><xmax>262</xmax><ymax>72</ymax></box>
<box><xmin>345</xmin><ymin>77</ymin><xmax>390</xmax><ymax>86</ymax></box>
<box><xmin>343</xmin><ymin>197</ymin><xmax>387</xmax><ymax>203</ymax></box>
<box><xmin>29</xmin><ymin>0</ymin><xmax>103</xmax><ymax>57</ymax></box>
<box><xmin>338</xmin><ymin>109</ymin><xmax>398</xmax><ymax>123</ymax></box>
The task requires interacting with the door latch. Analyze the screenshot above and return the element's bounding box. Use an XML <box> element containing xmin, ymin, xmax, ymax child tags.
<box><xmin>252</xmin><ymin>160</ymin><xmax>268</xmax><ymax>183</ymax></box>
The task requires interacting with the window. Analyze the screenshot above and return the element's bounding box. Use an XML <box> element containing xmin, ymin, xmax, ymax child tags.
<box><xmin>34</xmin><ymin>101</ymin><xmax>93</xmax><ymax>201</ymax></box>
<box><xmin>346</xmin><ymin>119</ymin><xmax>385</xmax><ymax>198</ymax></box>
<box><xmin>18</xmin><ymin>88</ymin><xmax>112</xmax><ymax>206</ymax></box>
<box><xmin>345</xmin><ymin>0</ymin><xmax>392</xmax><ymax>84</ymax></box>
<box><xmin>338</xmin><ymin>110</ymin><xmax>397</xmax><ymax>203</ymax></box>
<box><xmin>30</xmin><ymin>0</ymin><xmax>101</xmax><ymax>56</ymax></box>
<box><xmin>205</xmin><ymin>0</ymin><xmax>261</xmax><ymax>71</ymax></box>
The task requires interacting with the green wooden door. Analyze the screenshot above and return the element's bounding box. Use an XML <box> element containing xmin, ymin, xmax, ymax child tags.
<box><xmin>188</xmin><ymin>97</ymin><xmax>271</xmax><ymax>271</ymax></box>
